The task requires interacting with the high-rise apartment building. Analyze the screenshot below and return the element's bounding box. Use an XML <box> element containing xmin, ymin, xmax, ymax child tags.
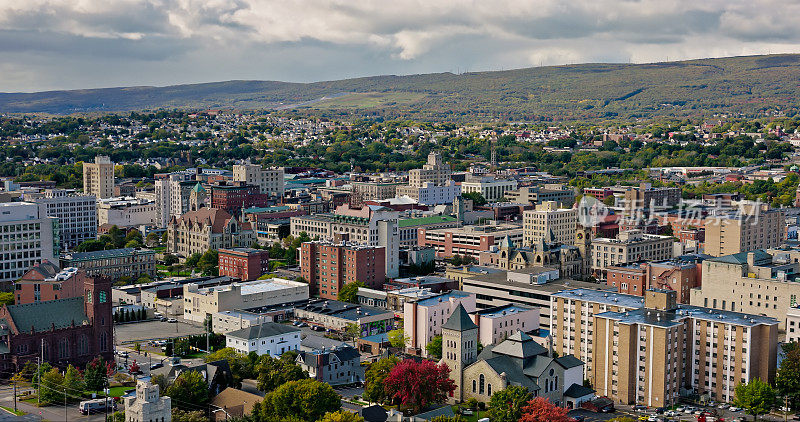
<box><xmin>83</xmin><ymin>155</ymin><xmax>114</xmax><ymax>199</ymax></box>
<box><xmin>591</xmin><ymin>289</ymin><xmax>777</xmax><ymax>407</ymax></box>
<box><xmin>409</xmin><ymin>152</ymin><xmax>451</xmax><ymax>187</ymax></box>
<box><xmin>24</xmin><ymin>189</ymin><xmax>96</xmax><ymax>249</ymax></box>
<box><xmin>233</xmin><ymin>164</ymin><xmax>285</xmax><ymax>198</ymax></box>
<box><xmin>300</xmin><ymin>241</ymin><xmax>386</xmax><ymax>299</ymax></box>
<box><xmin>461</xmin><ymin>176</ymin><xmax>518</xmax><ymax>202</ymax></box>
<box><xmin>703</xmin><ymin>202</ymin><xmax>785</xmax><ymax>257</ymax></box>
<box><xmin>0</xmin><ymin>202</ymin><xmax>58</xmax><ymax>286</ymax></box>
<box><xmin>523</xmin><ymin>201</ymin><xmax>577</xmax><ymax>246</ymax></box>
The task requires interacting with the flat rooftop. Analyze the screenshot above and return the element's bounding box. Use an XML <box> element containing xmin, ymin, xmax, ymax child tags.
<box><xmin>550</xmin><ymin>288</ymin><xmax>644</xmax><ymax>308</ymax></box>
<box><xmin>475</xmin><ymin>304</ymin><xmax>535</xmax><ymax>319</ymax></box>
<box><xmin>415</xmin><ymin>290</ymin><xmax>473</xmax><ymax>306</ymax></box>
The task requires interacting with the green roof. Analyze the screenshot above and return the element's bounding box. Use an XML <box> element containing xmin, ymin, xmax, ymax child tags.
<box><xmin>192</xmin><ymin>182</ymin><xmax>206</xmax><ymax>193</ymax></box>
<box><xmin>398</xmin><ymin>215</ymin><xmax>457</xmax><ymax>228</ymax></box>
<box><xmin>6</xmin><ymin>297</ymin><xmax>89</xmax><ymax>333</ymax></box>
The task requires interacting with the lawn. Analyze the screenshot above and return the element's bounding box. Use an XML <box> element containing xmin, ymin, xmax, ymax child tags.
<box><xmin>0</xmin><ymin>405</ymin><xmax>26</xmax><ymax>416</ymax></box>
<box><xmin>85</xmin><ymin>386</ymin><xmax>129</xmax><ymax>398</ymax></box>
<box><xmin>451</xmin><ymin>406</ymin><xmax>483</xmax><ymax>422</ymax></box>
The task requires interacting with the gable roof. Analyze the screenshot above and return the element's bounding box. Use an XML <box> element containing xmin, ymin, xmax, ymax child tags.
<box><xmin>5</xmin><ymin>297</ymin><xmax>89</xmax><ymax>333</ymax></box>
<box><xmin>226</xmin><ymin>322</ymin><xmax>300</xmax><ymax>340</ymax></box>
<box><xmin>172</xmin><ymin>207</ymin><xmax>251</xmax><ymax>233</ymax></box>
<box><xmin>415</xmin><ymin>405</ymin><xmax>455</xmax><ymax>421</ymax></box>
<box><xmin>19</xmin><ymin>260</ymin><xmax>60</xmax><ymax>281</ymax></box>
<box><xmin>441</xmin><ymin>303</ymin><xmax>478</xmax><ymax>332</ymax></box>
<box><xmin>555</xmin><ymin>354</ymin><xmax>584</xmax><ymax>369</ymax></box>
<box><xmin>211</xmin><ymin>387</ymin><xmax>262</xmax><ymax>417</ymax></box>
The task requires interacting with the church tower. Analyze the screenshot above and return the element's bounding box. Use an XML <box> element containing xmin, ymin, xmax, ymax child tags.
<box><xmin>441</xmin><ymin>304</ymin><xmax>478</xmax><ymax>402</ymax></box>
<box><xmin>575</xmin><ymin>225</ymin><xmax>593</xmax><ymax>279</ymax></box>
<box><xmin>189</xmin><ymin>182</ymin><xmax>207</xmax><ymax>212</ymax></box>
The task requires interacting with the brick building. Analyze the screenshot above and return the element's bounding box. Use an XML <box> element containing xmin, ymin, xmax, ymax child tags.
<box><xmin>15</xmin><ymin>261</ymin><xmax>88</xmax><ymax>304</ymax></box>
<box><xmin>300</xmin><ymin>241</ymin><xmax>386</xmax><ymax>300</ymax></box>
<box><xmin>0</xmin><ymin>273</ymin><xmax>114</xmax><ymax>372</ymax></box>
<box><xmin>218</xmin><ymin>248</ymin><xmax>270</xmax><ymax>281</ymax></box>
<box><xmin>606</xmin><ymin>259</ymin><xmax>702</xmax><ymax>303</ymax></box>
<box><xmin>211</xmin><ymin>182</ymin><xmax>270</xmax><ymax>215</ymax></box>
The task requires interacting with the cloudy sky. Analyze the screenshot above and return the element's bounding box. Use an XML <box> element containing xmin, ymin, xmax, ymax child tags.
<box><xmin>1</xmin><ymin>0</ymin><xmax>799</xmax><ymax>92</ymax></box>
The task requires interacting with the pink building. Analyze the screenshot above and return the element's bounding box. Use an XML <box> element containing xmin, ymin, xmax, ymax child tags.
<box><xmin>403</xmin><ymin>290</ymin><xmax>476</xmax><ymax>356</ymax></box>
<box><xmin>470</xmin><ymin>304</ymin><xmax>540</xmax><ymax>346</ymax></box>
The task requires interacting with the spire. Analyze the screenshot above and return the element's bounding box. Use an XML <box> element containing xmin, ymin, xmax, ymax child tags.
<box><xmin>500</xmin><ymin>235</ymin><xmax>514</xmax><ymax>250</ymax></box>
<box><xmin>442</xmin><ymin>303</ymin><xmax>477</xmax><ymax>332</ymax></box>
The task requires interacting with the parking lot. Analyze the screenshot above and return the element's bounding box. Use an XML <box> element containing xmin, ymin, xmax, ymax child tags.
<box><xmin>115</xmin><ymin>319</ymin><xmax>207</xmax><ymax>345</ymax></box>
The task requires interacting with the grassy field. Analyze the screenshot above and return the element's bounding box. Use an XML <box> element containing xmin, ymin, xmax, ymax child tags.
<box><xmin>305</xmin><ymin>92</ymin><xmax>428</xmax><ymax>109</ymax></box>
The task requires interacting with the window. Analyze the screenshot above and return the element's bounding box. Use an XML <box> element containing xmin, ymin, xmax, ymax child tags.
<box><xmin>479</xmin><ymin>374</ymin><xmax>485</xmax><ymax>395</ymax></box>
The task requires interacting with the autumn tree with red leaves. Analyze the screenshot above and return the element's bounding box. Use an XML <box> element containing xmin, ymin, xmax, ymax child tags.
<box><xmin>384</xmin><ymin>359</ymin><xmax>456</xmax><ymax>413</ymax></box>
<box><xmin>518</xmin><ymin>397</ymin><xmax>573</xmax><ymax>422</ymax></box>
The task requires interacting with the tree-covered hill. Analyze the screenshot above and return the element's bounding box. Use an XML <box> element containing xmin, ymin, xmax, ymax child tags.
<box><xmin>2</xmin><ymin>54</ymin><xmax>800</xmax><ymax>121</ymax></box>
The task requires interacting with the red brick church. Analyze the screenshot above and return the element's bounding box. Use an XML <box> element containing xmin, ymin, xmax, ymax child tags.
<box><xmin>0</xmin><ymin>264</ymin><xmax>114</xmax><ymax>375</ymax></box>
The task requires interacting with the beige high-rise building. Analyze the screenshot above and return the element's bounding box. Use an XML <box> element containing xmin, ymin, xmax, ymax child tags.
<box><xmin>550</xmin><ymin>289</ymin><xmax>645</xmax><ymax>383</ymax></box>
<box><xmin>703</xmin><ymin>202</ymin><xmax>785</xmax><ymax>257</ymax></box>
<box><xmin>689</xmin><ymin>249</ymin><xmax>800</xmax><ymax>329</ymax></box>
<box><xmin>592</xmin><ymin>289</ymin><xmax>777</xmax><ymax>407</ymax></box>
<box><xmin>408</xmin><ymin>152</ymin><xmax>451</xmax><ymax>188</ymax></box>
<box><xmin>590</xmin><ymin>230</ymin><xmax>673</xmax><ymax>278</ymax></box>
<box><xmin>523</xmin><ymin>201</ymin><xmax>577</xmax><ymax>246</ymax></box>
<box><xmin>233</xmin><ymin>164</ymin><xmax>284</xmax><ymax>198</ymax></box>
<box><xmin>83</xmin><ymin>155</ymin><xmax>114</xmax><ymax>199</ymax></box>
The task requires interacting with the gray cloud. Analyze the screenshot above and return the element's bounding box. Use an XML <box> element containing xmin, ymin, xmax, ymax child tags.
<box><xmin>0</xmin><ymin>0</ymin><xmax>798</xmax><ymax>91</ymax></box>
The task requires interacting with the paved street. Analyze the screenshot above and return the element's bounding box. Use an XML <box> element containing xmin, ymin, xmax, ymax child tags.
<box><xmin>0</xmin><ymin>385</ymin><xmax>107</xmax><ymax>421</ymax></box>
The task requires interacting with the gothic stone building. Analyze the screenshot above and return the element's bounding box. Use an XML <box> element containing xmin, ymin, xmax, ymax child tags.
<box><xmin>0</xmin><ymin>274</ymin><xmax>114</xmax><ymax>374</ymax></box>
<box><xmin>441</xmin><ymin>304</ymin><xmax>593</xmax><ymax>408</ymax></box>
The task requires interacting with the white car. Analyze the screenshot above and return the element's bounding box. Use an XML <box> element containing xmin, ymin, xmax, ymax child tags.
<box><xmin>729</xmin><ymin>407</ymin><xmax>741</xmax><ymax>412</ymax></box>
<box><xmin>675</xmin><ymin>407</ymin><xmax>685</xmax><ymax>413</ymax></box>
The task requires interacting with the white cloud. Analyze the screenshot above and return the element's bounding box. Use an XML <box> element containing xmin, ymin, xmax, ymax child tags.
<box><xmin>0</xmin><ymin>0</ymin><xmax>798</xmax><ymax>91</ymax></box>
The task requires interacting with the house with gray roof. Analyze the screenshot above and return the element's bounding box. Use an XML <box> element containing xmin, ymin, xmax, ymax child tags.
<box><xmin>296</xmin><ymin>345</ymin><xmax>364</xmax><ymax>385</ymax></box>
<box><xmin>225</xmin><ymin>322</ymin><xmax>301</xmax><ymax>356</ymax></box>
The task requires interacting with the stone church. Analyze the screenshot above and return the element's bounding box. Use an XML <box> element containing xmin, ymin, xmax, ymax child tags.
<box><xmin>441</xmin><ymin>304</ymin><xmax>594</xmax><ymax>408</ymax></box>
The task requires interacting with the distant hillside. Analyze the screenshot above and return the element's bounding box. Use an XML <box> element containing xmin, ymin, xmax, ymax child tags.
<box><xmin>3</xmin><ymin>54</ymin><xmax>800</xmax><ymax>121</ymax></box>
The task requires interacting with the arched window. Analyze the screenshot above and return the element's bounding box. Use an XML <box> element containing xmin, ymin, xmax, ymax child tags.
<box><xmin>487</xmin><ymin>383</ymin><xmax>492</xmax><ymax>396</ymax></box>
<box><xmin>473</xmin><ymin>380</ymin><xmax>476</xmax><ymax>393</ymax></box>
<box><xmin>99</xmin><ymin>331</ymin><xmax>108</xmax><ymax>352</ymax></box>
<box><xmin>78</xmin><ymin>335</ymin><xmax>88</xmax><ymax>356</ymax></box>
<box><xmin>479</xmin><ymin>374</ymin><xmax>485</xmax><ymax>395</ymax></box>
<box><xmin>58</xmin><ymin>338</ymin><xmax>69</xmax><ymax>359</ymax></box>
<box><xmin>42</xmin><ymin>342</ymin><xmax>50</xmax><ymax>360</ymax></box>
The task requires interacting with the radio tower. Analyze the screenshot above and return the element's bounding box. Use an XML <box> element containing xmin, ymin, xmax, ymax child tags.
<box><xmin>490</xmin><ymin>138</ymin><xmax>498</xmax><ymax>171</ymax></box>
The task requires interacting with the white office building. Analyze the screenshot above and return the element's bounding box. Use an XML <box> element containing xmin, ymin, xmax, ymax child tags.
<box><xmin>461</xmin><ymin>176</ymin><xmax>518</xmax><ymax>201</ymax></box>
<box><xmin>225</xmin><ymin>322</ymin><xmax>301</xmax><ymax>356</ymax></box>
<box><xmin>0</xmin><ymin>202</ymin><xmax>58</xmax><ymax>285</ymax></box>
<box><xmin>24</xmin><ymin>189</ymin><xmax>96</xmax><ymax>249</ymax></box>
<box><xmin>97</xmin><ymin>196</ymin><xmax>156</xmax><ymax>228</ymax></box>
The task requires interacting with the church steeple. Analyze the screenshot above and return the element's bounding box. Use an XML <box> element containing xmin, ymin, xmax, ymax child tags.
<box><xmin>189</xmin><ymin>182</ymin><xmax>207</xmax><ymax>212</ymax></box>
<box><xmin>441</xmin><ymin>304</ymin><xmax>478</xmax><ymax>403</ymax></box>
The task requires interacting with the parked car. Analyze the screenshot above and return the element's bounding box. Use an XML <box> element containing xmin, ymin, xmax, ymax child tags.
<box><xmin>159</xmin><ymin>317</ymin><xmax>167</xmax><ymax>322</ymax></box>
<box><xmin>149</xmin><ymin>362</ymin><xmax>163</xmax><ymax>370</ymax></box>
<box><xmin>729</xmin><ymin>407</ymin><xmax>741</xmax><ymax>412</ymax></box>
<box><xmin>676</xmin><ymin>407</ymin><xmax>686</xmax><ymax>412</ymax></box>
<box><xmin>79</xmin><ymin>398</ymin><xmax>116</xmax><ymax>415</ymax></box>
<box><xmin>167</xmin><ymin>318</ymin><xmax>177</xmax><ymax>323</ymax></box>
<box><xmin>117</xmin><ymin>351</ymin><xmax>129</xmax><ymax>358</ymax></box>
<box><xmin>633</xmin><ymin>405</ymin><xmax>648</xmax><ymax>412</ymax></box>
<box><xmin>573</xmin><ymin>416</ymin><xmax>585</xmax><ymax>422</ymax></box>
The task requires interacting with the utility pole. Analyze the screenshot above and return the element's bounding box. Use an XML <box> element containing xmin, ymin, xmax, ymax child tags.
<box><xmin>12</xmin><ymin>379</ymin><xmax>16</xmax><ymax>413</ymax></box>
<box><xmin>64</xmin><ymin>388</ymin><xmax>67</xmax><ymax>422</ymax></box>
<box><xmin>37</xmin><ymin>339</ymin><xmax>42</xmax><ymax>406</ymax></box>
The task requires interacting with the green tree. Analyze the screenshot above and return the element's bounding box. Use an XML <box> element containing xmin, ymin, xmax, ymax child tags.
<box><xmin>108</xmin><ymin>226</ymin><xmax>127</xmax><ymax>248</ymax></box>
<box><xmin>84</xmin><ymin>357</ymin><xmax>107</xmax><ymax>391</ymax></box>
<box><xmin>166</xmin><ymin>370</ymin><xmax>209</xmax><ymax>410</ymax></box>
<box><xmin>319</xmin><ymin>410</ymin><xmax>365</xmax><ymax>422</ymax></box>
<box><xmin>205</xmin><ymin>347</ymin><xmax>256</xmax><ymax>386</ymax></box>
<box><xmin>734</xmin><ymin>378</ymin><xmax>776</xmax><ymax>421</ymax></box>
<box><xmin>0</xmin><ymin>292</ymin><xmax>14</xmax><ymax>306</ymax></box>
<box><xmin>256</xmin><ymin>354</ymin><xmax>307</xmax><ymax>392</ymax></box>
<box><xmin>185</xmin><ymin>252</ymin><xmax>202</xmax><ymax>269</ymax></box>
<box><xmin>426</xmin><ymin>335</ymin><xmax>443</xmax><ymax>359</ymax></box>
<box><xmin>76</xmin><ymin>239</ymin><xmax>106</xmax><ymax>252</ymax></box>
<box><xmin>256</xmin><ymin>378</ymin><xmax>341</xmax><ymax>422</ymax></box>
<box><xmin>197</xmin><ymin>249</ymin><xmax>219</xmax><ymax>276</ymax></box>
<box><xmin>487</xmin><ymin>385</ymin><xmax>533</xmax><ymax>422</ymax></box>
<box><xmin>387</xmin><ymin>328</ymin><xmax>409</xmax><ymax>349</ymax></box>
<box><xmin>63</xmin><ymin>365</ymin><xmax>84</xmax><ymax>399</ymax></box>
<box><xmin>171</xmin><ymin>409</ymin><xmax>209</xmax><ymax>422</ymax></box>
<box><xmin>39</xmin><ymin>367</ymin><xmax>64</xmax><ymax>404</ymax></box>
<box><xmin>776</xmin><ymin>344</ymin><xmax>800</xmax><ymax>410</ymax></box>
<box><xmin>151</xmin><ymin>373</ymin><xmax>170</xmax><ymax>394</ymax></box>
<box><xmin>164</xmin><ymin>253</ymin><xmax>179</xmax><ymax>266</ymax></box>
<box><xmin>363</xmin><ymin>356</ymin><xmax>398</xmax><ymax>404</ymax></box>
<box><xmin>461</xmin><ymin>192</ymin><xmax>487</xmax><ymax>206</ymax></box>
<box><xmin>344</xmin><ymin>323</ymin><xmax>361</xmax><ymax>345</ymax></box>
<box><xmin>337</xmin><ymin>281</ymin><xmax>364</xmax><ymax>303</ymax></box>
